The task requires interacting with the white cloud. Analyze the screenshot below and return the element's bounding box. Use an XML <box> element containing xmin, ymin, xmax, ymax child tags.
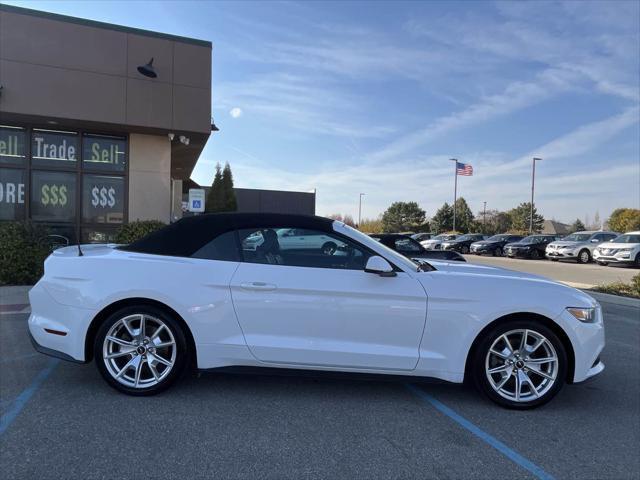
<box><xmin>229</xmin><ymin>107</ymin><xmax>243</xmax><ymax>118</ymax></box>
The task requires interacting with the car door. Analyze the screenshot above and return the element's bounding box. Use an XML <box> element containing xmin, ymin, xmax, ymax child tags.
<box><xmin>229</xmin><ymin>226</ymin><xmax>427</xmax><ymax>371</ymax></box>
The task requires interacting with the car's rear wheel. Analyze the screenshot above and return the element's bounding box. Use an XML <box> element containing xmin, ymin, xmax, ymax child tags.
<box><xmin>94</xmin><ymin>305</ymin><xmax>188</xmax><ymax>395</ymax></box>
<box><xmin>577</xmin><ymin>249</ymin><xmax>591</xmax><ymax>264</ymax></box>
<box><xmin>530</xmin><ymin>250</ymin><xmax>540</xmax><ymax>260</ymax></box>
<box><xmin>472</xmin><ymin>321</ymin><xmax>567</xmax><ymax>409</ymax></box>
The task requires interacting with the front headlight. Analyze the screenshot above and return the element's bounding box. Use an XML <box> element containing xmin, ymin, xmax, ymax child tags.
<box><xmin>618</xmin><ymin>248</ymin><xmax>633</xmax><ymax>252</ymax></box>
<box><xmin>567</xmin><ymin>307</ymin><xmax>596</xmax><ymax>323</ymax></box>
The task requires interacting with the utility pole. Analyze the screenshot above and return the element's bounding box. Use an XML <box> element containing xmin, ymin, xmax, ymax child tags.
<box><xmin>483</xmin><ymin>201</ymin><xmax>487</xmax><ymax>233</ymax></box>
<box><xmin>530</xmin><ymin>157</ymin><xmax>542</xmax><ymax>234</ymax></box>
<box><xmin>450</xmin><ymin>158</ymin><xmax>458</xmax><ymax>232</ymax></box>
<box><xmin>358</xmin><ymin>193</ymin><xmax>365</xmax><ymax>227</ymax></box>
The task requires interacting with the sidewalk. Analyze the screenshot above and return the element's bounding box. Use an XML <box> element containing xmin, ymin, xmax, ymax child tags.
<box><xmin>0</xmin><ymin>285</ymin><xmax>31</xmax><ymax>314</ymax></box>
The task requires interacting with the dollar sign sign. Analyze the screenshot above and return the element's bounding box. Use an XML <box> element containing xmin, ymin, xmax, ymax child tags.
<box><xmin>108</xmin><ymin>187</ymin><xmax>116</xmax><ymax>208</ymax></box>
<box><xmin>50</xmin><ymin>185</ymin><xmax>59</xmax><ymax>206</ymax></box>
<box><xmin>92</xmin><ymin>186</ymin><xmax>99</xmax><ymax>207</ymax></box>
<box><xmin>100</xmin><ymin>187</ymin><xmax>107</xmax><ymax>207</ymax></box>
<box><xmin>59</xmin><ymin>185</ymin><xmax>67</xmax><ymax>207</ymax></box>
<box><xmin>41</xmin><ymin>185</ymin><xmax>49</xmax><ymax>206</ymax></box>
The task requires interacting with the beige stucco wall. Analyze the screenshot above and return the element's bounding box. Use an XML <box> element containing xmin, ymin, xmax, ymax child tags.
<box><xmin>128</xmin><ymin>133</ymin><xmax>171</xmax><ymax>222</ymax></box>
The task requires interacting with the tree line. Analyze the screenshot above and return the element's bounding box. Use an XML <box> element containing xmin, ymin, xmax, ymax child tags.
<box><xmin>344</xmin><ymin>200</ymin><xmax>640</xmax><ymax>235</ymax></box>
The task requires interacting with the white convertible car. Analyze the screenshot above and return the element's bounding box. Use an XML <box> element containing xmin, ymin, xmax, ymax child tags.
<box><xmin>28</xmin><ymin>213</ymin><xmax>604</xmax><ymax>408</ymax></box>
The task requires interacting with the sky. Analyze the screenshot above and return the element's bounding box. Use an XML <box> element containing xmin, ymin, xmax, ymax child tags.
<box><xmin>7</xmin><ymin>0</ymin><xmax>640</xmax><ymax>224</ymax></box>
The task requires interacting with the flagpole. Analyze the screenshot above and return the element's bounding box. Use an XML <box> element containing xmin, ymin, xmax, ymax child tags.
<box><xmin>450</xmin><ymin>158</ymin><xmax>458</xmax><ymax>232</ymax></box>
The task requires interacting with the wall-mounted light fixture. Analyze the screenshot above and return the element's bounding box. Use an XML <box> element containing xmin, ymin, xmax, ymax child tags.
<box><xmin>168</xmin><ymin>133</ymin><xmax>175</xmax><ymax>141</ymax></box>
<box><xmin>179</xmin><ymin>135</ymin><xmax>190</xmax><ymax>146</ymax></box>
<box><xmin>137</xmin><ymin>57</ymin><xmax>157</xmax><ymax>78</ymax></box>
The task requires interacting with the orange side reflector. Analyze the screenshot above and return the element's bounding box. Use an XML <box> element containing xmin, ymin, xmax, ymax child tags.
<box><xmin>44</xmin><ymin>328</ymin><xmax>67</xmax><ymax>336</ymax></box>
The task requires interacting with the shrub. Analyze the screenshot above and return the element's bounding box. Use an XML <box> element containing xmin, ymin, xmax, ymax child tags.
<box><xmin>594</xmin><ymin>273</ymin><xmax>640</xmax><ymax>299</ymax></box>
<box><xmin>0</xmin><ymin>222</ymin><xmax>51</xmax><ymax>286</ymax></box>
<box><xmin>115</xmin><ymin>220</ymin><xmax>166</xmax><ymax>244</ymax></box>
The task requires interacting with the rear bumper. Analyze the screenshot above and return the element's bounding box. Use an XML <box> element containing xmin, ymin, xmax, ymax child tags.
<box><xmin>29</xmin><ymin>330</ymin><xmax>86</xmax><ymax>364</ymax></box>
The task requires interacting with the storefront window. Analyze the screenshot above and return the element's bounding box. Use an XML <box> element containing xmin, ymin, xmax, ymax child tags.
<box><xmin>83</xmin><ymin>134</ymin><xmax>126</xmax><ymax>172</ymax></box>
<box><xmin>0</xmin><ymin>168</ymin><xmax>26</xmax><ymax>220</ymax></box>
<box><xmin>31</xmin><ymin>129</ymin><xmax>78</xmax><ymax>168</ymax></box>
<box><xmin>82</xmin><ymin>175</ymin><xmax>125</xmax><ymax>224</ymax></box>
<box><xmin>0</xmin><ymin>126</ymin><xmax>27</xmax><ymax>166</ymax></box>
<box><xmin>30</xmin><ymin>171</ymin><xmax>77</xmax><ymax>222</ymax></box>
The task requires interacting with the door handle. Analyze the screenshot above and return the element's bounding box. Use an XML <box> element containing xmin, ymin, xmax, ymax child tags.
<box><xmin>240</xmin><ymin>282</ymin><xmax>277</xmax><ymax>292</ymax></box>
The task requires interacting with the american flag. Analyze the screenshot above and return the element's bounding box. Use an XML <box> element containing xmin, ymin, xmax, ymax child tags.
<box><xmin>456</xmin><ymin>162</ymin><xmax>473</xmax><ymax>176</ymax></box>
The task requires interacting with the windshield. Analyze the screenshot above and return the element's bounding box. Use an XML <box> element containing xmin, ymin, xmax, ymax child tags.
<box><xmin>611</xmin><ymin>234</ymin><xmax>640</xmax><ymax>244</ymax></box>
<box><xmin>520</xmin><ymin>236</ymin><xmax>544</xmax><ymax>244</ymax></box>
<box><xmin>487</xmin><ymin>235</ymin><xmax>509</xmax><ymax>241</ymax></box>
<box><xmin>456</xmin><ymin>235</ymin><xmax>475</xmax><ymax>241</ymax></box>
<box><xmin>562</xmin><ymin>233</ymin><xmax>592</xmax><ymax>242</ymax></box>
<box><xmin>338</xmin><ymin>224</ymin><xmax>419</xmax><ymax>271</ymax></box>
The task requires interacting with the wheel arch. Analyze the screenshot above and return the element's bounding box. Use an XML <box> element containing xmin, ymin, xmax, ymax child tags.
<box><xmin>85</xmin><ymin>297</ymin><xmax>197</xmax><ymax>367</ymax></box>
<box><xmin>463</xmin><ymin>312</ymin><xmax>575</xmax><ymax>384</ymax></box>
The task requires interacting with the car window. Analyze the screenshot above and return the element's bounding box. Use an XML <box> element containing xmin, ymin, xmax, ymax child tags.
<box><xmin>191</xmin><ymin>231</ymin><xmax>240</xmax><ymax>261</ymax></box>
<box><xmin>613</xmin><ymin>234</ymin><xmax>640</xmax><ymax>244</ymax></box>
<box><xmin>237</xmin><ymin>227</ymin><xmax>371</xmax><ymax>270</ymax></box>
<box><xmin>395</xmin><ymin>238</ymin><xmax>422</xmax><ymax>252</ymax></box>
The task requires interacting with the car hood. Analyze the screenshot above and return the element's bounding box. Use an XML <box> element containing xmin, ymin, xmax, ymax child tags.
<box><xmin>549</xmin><ymin>241</ymin><xmax>584</xmax><ymax>248</ymax></box>
<box><xmin>472</xmin><ymin>240</ymin><xmax>497</xmax><ymax>246</ymax></box>
<box><xmin>504</xmin><ymin>242</ymin><xmax>531</xmax><ymax>248</ymax></box>
<box><xmin>426</xmin><ymin>260</ymin><xmax>547</xmax><ymax>281</ymax></box>
<box><xmin>597</xmin><ymin>242</ymin><xmax>638</xmax><ymax>249</ymax></box>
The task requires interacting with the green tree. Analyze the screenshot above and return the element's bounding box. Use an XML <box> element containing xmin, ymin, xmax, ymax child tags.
<box><xmin>221</xmin><ymin>162</ymin><xmax>238</xmax><ymax>212</ymax></box>
<box><xmin>477</xmin><ymin>209</ymin><xmax>512</xmax><ymax>235</ymax></box>
<box><xmin>608</xmin><ymin>208</ymin><xmax>640</xmax><ymax>233</ymax></box>
<box><xmin>381</xmin><ymin>202</ymin><xmax>426</xmax><ymax>232</ymax></box>
<box><xmin>453</xmin><ymin>197</ymin><xmax>475</xmax><ymax>233</ymax></box>
<box><xmin>358</xmin><ymin>217</ymin><xmax>384</xmax><ymax>233</ymax></box>
<box><xmin>508</xmin><ymin>202</ymin><xmax>544</xmax><ymax>233</ymax></box>
<box><xmin>570</xmin><ymin>218</ymin><xmax>586</xmax><ymax>233</ymax></box>
<box><xmin>205</xmin><ymin>163</ymin><xmax>225</xmax><ymax>213</ymax></box>
<box><xmin>431</xmin><ymin>202</ymin><xmax>453</xmax><ymax>232</ymax></box>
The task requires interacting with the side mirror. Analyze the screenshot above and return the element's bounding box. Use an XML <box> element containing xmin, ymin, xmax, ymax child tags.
<box><xmin>364</xmin><ymin>256</ymin><xmax>396</xmax><ymax>277</ymax></box>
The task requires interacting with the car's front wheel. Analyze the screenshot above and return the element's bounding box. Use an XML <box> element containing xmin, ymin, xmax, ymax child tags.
<box><xmin>94</xmin><ymin>305</ymin><xmax>188</xmax><ymax>395</ymax></box>
<box><xmin>472</xmin><ymin>321</ymin><xmax>567</xmax><ymax>409</ymax></box>
<box><xmin>494</xmin><ymin>247</ymin><xmax>503</xmax><ymax>257</ymax></box>
<box><xmin>577</xmin><ymin>249</ymin><xmax>591</xmax><ymax>264</ymax></box>
<box><xmin>461</xmin><ymin>245</ymin><xmax>470</xmax><ymax>254</ymax></box>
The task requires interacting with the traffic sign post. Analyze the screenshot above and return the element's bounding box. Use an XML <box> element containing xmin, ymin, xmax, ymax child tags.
<box><xmin>188</xmin><ymin>188</ymin><xmax>205</xmax><ymax>213</ymax></box>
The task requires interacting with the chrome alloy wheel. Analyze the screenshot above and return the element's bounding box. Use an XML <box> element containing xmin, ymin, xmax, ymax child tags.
<box><xmin>485</xmin><ymin>329</ymin><xmax>559</xmax><ymax>403</ymax></box>
<box><xmin>102</xmin><ymin>314</ymin><xmax>177</xmax><ymax>388</ymax></box>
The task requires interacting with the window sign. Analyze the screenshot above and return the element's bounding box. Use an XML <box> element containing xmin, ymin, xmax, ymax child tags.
<box><xmin>0</xmin><ymin>168</ymin><xmax>26</xmax><ymax>220</ymax></box>
<box><xmin>0</xmin><ymin>126</ymin><xmax>26</xmax><ymax>166</ymax></box>
<box><xmin>83</xmin><ymin>134</ymin><xmax>126</xmax><ymax>172</ymax></box>
<box><xmin>82</xmin><ymin>175</ymin><xmax>124</xmax><ymax>224</ymax></box>
<box><xmin>31</xmin><ymin>129</ymin><xmax>78</xmax><ymax>167</ymax></box>
<box><xmin>31</xmin><ymin>171</ymin><xmax>76</xmax><ymax>222</ymax></box>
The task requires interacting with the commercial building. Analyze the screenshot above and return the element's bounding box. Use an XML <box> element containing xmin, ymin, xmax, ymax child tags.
<box><xmin>0</xmin><ymin>4</ymin><xmax>213</xmax><ymax>242</ymax></box>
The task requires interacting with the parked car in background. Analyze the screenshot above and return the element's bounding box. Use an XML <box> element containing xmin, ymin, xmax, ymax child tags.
<box><xmin>441</xmin><ymin>234</ymin><xmax>487</xmax><ymax>254</ymax></box>
<box><xmin>243</xmin><ymin>228</ymin><xmax>339</xmax><ymax>255</ymax></box>
<box><xmin>421</xmin><ymin>234</ymin><xmax>458</xmax><ymax>250</ymax></box>
<box><xmin>504</xmin><ymin>235</ymin><xmax>557</xmax><ymax>259</ymax></box>
<box><xmin>411</xmin><ymin>233</ymin><xmax>433</xmax><ymax>242</ymax></box>
<box><xmin>546</xmin><ymin>231</ymin><xmax>619</xmax><ymax>264</ymax></box>
<box><xmin>593</xmin><ymin>231</ymin><xmax>640</xmax><ymax>267</ymax></box>
<box><xmin>470</xmin><ymin>234</ymin><xmax>524</xmax><ymax>256</ymax></box>
<box><xmin>370</xmin><ymin>234</ymin><xmax>466</xmax><ymax>262</ymax></box>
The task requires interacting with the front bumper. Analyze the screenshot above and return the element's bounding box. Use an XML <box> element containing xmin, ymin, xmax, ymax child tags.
<box><xmin>593</xmin><ymin>251</ymin><xmax>634</xmax><ymax>263</ymax></box>
<box><xmin>546</xmin><ymin>249</ymin><xmax>577</xmax><ymax>259</ymax></box>
<box><xmin>505</xmin><ymin>248</ymin><xmax>531</xmax><ymax>258</ymax></box>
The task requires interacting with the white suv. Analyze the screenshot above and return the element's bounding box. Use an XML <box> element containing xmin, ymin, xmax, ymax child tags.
<box><xmin>593</xmin><ymin>231</ymin><xmax>640</xmax><ymax>267</ymax></box>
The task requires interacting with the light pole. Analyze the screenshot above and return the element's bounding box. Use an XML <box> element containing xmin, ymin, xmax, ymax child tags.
<box><xmin>450</xmin><ymin>158</ymin><xmax>458</xmax><ymax>232</ymax></box>
<box><xmin>530</xmin><ymin>157</ymin><xmax>542</xmax><ymax>234</ymax></box>
<box><xmin>483</xmin><ymin>201</ymin><xmax>487</xmax><ymax>233</ymax></box>
<box><xmin>358</xmin><ymin>193</ymin><xmax>365</xmax><ymax>227</ymax></box>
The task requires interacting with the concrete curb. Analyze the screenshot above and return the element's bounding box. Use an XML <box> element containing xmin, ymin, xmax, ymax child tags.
<box><xmin>582</xmin><ymin>290</ymin><xmax>640</xmax><ymax>308</ymax></box>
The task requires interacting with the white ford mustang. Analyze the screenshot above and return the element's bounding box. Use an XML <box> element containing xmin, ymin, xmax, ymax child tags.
<box><xmin>28</xmin><ymin>213</ymin><xmax>605</xmax><ymax>408</ymax></box>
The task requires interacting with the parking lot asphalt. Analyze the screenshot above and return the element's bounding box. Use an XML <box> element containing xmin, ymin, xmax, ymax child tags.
<box><xmin>463</xmin><ymin>254</ymin><xmax>637</xmax><ymax>288</ymax></box>
<box><xmin>1</xmin><ymin>302</ymin><xmax>639</xmax><ymax>480</ymax></box>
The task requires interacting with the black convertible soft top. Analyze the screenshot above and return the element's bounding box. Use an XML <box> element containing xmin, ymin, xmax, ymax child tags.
<box><xmin>119</xmin><ymin>213</ymin><xmax>335</xmax><ymax>257</ymax></box>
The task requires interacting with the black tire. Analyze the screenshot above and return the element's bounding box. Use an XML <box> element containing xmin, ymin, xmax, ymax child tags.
<box><xmin>635</xmin><ymin>253</ymin><xmax>640</xmax><ymax>268</ymax></box>
<box><xmin>322</xmin><ymin>241</ymin><xmax>337</xmax><ymax>255</ymax></box>
<box><xmin>530</xmin><ymin>249</ymin><xmax>541</xmax><ymax>260</ymax></box>
<box><xmin>461</xmin><ymin>245</ymin><xmax>470</xmax><ymax>254</ymax></box>
<box><xmin>494</xmin><ymin>247</ymin><xmax>503</xmax><ymax>257</ymax></box>
<box><xmin>471</xmin><ymin>320</ymin><xmax>567</xmax><ymax>409</ymax></box>
<box><xmin>94</xmin><ymin>305</ymin><xmax>189</xmax><ymax>396</ymax></box>
<box><xmin>550</xmin><ymin>258</ymin><xmax>558</xmax><ymax>262</ymax></box>
<box><xmin>577</xmin><ymin>249</ymin><xmax>591</xmax><ymax>264</ymax></box>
